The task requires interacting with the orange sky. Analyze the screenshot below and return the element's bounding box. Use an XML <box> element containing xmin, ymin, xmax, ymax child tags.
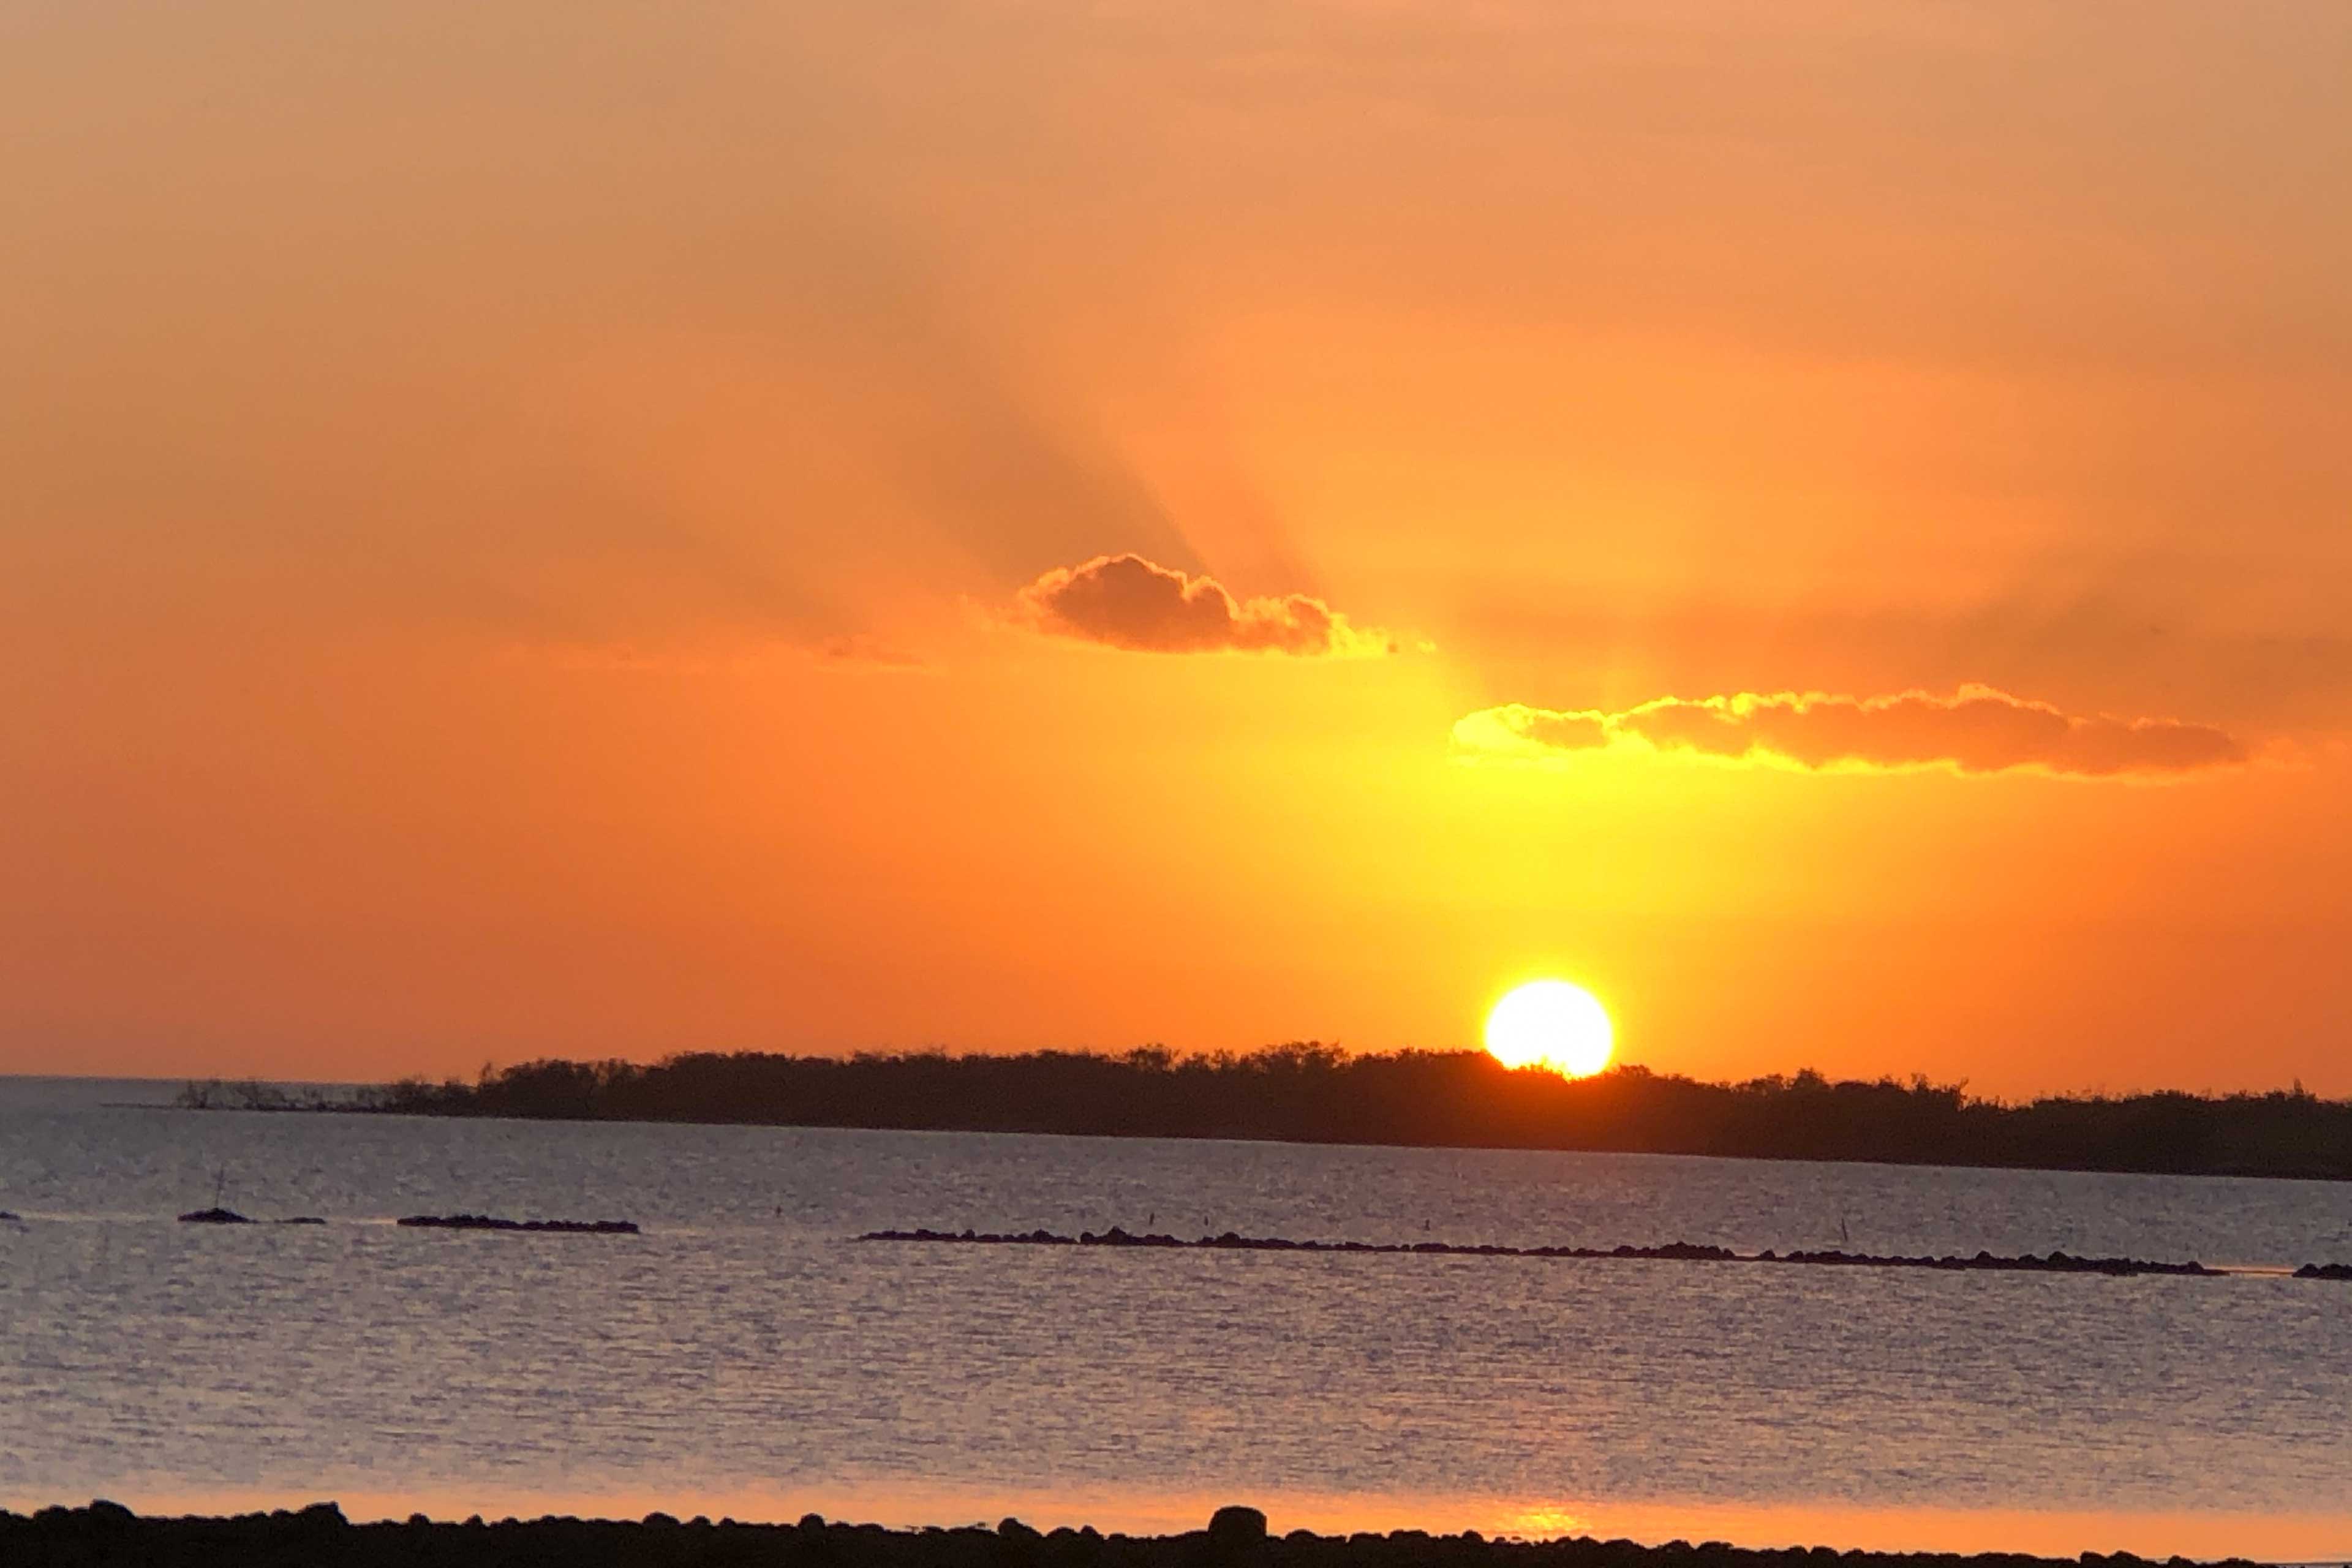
<box><xmin>5</xmin><ymin>2</ymin><xmax>2348</xmax><ymax>1094</ymax></box>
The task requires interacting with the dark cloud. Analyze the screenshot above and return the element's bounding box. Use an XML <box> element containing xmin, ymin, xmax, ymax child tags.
<box><xmin>1453</xmin><ymin>686</ymin><xmax>2245</xmax><ymax>778</ymax></box>
<box><xmin>1017</xmin><ymin>554</ymin><xmax>1389</xmax><ymax>655</ymax></box>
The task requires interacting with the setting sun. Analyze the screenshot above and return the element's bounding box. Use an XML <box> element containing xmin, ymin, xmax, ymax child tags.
<box><xmin>1485</xmin><ymin>981</ymin><xmax>1615</xmax><ymax>1078</ymax></box>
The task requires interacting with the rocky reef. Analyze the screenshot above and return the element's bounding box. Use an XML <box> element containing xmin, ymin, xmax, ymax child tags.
<box><xmin>856</xmin><ymin>1227</ymin><xmax>2240</xmax><ymax>1280</ymax></box>
<box><xmin>396</xmin><ymin>1214</ymin><xmax>640</xmax><ymax>1234</ymax></box>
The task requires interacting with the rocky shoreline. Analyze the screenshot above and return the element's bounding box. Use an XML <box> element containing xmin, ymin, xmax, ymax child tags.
<box><xmin>0</xmin><ymin>1503</ymin><xmax>2253</xmax><ymax>1568</ymax></box>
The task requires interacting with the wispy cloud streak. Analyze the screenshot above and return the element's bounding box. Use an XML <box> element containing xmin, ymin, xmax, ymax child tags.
<box><xmin>1453</xmin><ymin>686</ymin><xmax>2244</xmax><ymax>778</ymax></box>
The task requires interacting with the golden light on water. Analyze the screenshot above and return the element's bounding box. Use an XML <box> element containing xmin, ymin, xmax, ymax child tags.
<box><xmin>1484</xmin><ymin>981</ymin><xmax>1615</xmax><ymax>1078</ymax></box>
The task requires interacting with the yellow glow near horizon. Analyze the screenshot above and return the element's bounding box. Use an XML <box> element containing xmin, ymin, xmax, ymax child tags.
<box><xmin>1485</xmin><ymin>981</ymin><xmax>1615</xmax><ymax>1078</ymax></box>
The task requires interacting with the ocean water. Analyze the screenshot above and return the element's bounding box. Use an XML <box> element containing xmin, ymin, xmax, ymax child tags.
<box><xmin>3</xmin><ymin>1076</ymin><xmax>2350</xmax><ymax>1558</ymax></box>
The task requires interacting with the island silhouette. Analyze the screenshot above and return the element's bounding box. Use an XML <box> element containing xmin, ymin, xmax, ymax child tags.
<box><xmin>0</xmin><ymin>1501</ymin><xmax>2266</xmax><ymax>1568</ymax></box>
<box><xmin>185</xmin><ymin>1046</ymin><xmax>2352</xmax><ymax>1182</ymax></box>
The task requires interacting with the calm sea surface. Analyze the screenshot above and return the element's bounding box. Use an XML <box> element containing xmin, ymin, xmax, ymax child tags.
<box><xmin>4</xmin><ymin>1076</ymin><xmax>2350</xmax><ymax>1558</ymax></box>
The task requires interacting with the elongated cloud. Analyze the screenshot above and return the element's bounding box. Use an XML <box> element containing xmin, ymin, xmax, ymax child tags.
<box><xmin>1453</xmin><ymin>686</ymin><xmax>2244</xmax><ymax>779</ymax></box>
<box><xmin>1017</xmin><ymin>554</ymin><xmax>1390</xmax><ymax>655</ymax></box>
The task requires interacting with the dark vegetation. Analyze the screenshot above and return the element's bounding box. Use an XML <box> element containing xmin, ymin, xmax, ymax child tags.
<box><xmin>173</xmin><ymin>1079</ymin><xmax>353</xmax><ymax>1112</ymax></box>
<box><xmin>349</xmin><ymin>1046</ymin><xmax>2352</xmax><ymax>1181</ymax></box>
<box><xmin>0</xmin><ymin>1501</ymin><xmax>2250</xmax><ymax>1568</ymax></box>
<box><xmin>858</xmin><ymin>1228</ymin><xmax>2237</xmax><ymax>1279</ymax></box>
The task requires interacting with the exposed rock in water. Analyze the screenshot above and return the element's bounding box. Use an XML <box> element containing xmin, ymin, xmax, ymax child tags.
<box><xmin>396</xmin><ymin>1214</ymin><xmax>639</xmax><ymax>1234</ymax></box>
<box><xmin>177</xmin><ymin>1207</ymin><xmax>252</xmax><ymax>1224</ymax></box>
<box><xmin>854</xmin><ymin>1227</ymin><xmax>2256</xmax><ymax>1280</ymax></box>
<box><xmin>2294</xmin><ymin>1261</ymin><xmax>2352</xmax><ymax>1280</ymax></box>
<box><xmin>277</xmin><ymin>1216</ymin><xmax>327</xmax><ymax>1226</ymax></box>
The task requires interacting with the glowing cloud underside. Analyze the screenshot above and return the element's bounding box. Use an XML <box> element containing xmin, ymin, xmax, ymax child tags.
<box><xmin>1017</xmin><ymin>553</ymin><xmax>1392</xmax><ymax>656</ymax></box>
<box><xmin>1452</xmin><ymin>686</ymin><xmax>2243</xmax><ymax>779</ymax></box>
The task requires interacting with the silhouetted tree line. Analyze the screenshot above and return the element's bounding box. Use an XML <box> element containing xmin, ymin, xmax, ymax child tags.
<box><xmin>175</xmin><ymin>1079</ymin><xmax>342</xmax><ymax>1111</ymax></box>
<box><xmin>351</xmin><ymin>1047</ymin><xmax>2352</xmax><ymax>1179</ymax></box>
<box><xmin>0</xmin><ymin>1498</ymin><xmax>2239</xmax><ymax>1568</ymax></box>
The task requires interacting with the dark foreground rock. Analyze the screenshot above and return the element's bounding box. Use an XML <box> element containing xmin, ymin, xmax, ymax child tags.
<box><xmin>856</xmin><ymin>1229</ymin><xmax>2241</xmax><ymax>1281</ymax></box>
<box><xmin>176</xmin><ymin>1207</ymin><xmax>252</xmax><ymax>1224</ymax></box>
<box><xmin>398</xmin><ymin>1214</ymin><xmax>640</xmax><ymax>1234</ymax></box>
<box><xmin>0</xmin><ymin>1503</ymin><xmax>2256</xmax><ymax>1568</ymax></box>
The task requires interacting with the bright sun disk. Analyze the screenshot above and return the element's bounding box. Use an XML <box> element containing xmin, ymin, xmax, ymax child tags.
<box><xmin>1485</xmin><ymin>980</ymin><xmax>1615</xmax><ymax>1078</ymax></box>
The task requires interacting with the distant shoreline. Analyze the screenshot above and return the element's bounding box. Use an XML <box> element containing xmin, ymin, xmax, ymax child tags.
<box><xmin>167</xmin><ymin>1047</ymin><xmax>2352</xmax><ymax>1184</ymax></box>
<box><xmin>0</xmin><ymin>1502</ymin><xmax>2264</xmax><ymax>1568</ymax></box>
